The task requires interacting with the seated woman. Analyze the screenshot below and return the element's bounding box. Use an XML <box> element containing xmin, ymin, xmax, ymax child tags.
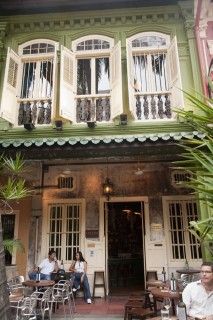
<box><xmin>69</xmin><ymin>251</ymin><xmax>92</xmax><ymax>304</ymax></box>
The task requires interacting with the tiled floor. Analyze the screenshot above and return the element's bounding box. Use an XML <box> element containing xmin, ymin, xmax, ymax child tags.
<box><xmin>53</xmin><ymin>296</ymin><xmax>128</xmax><ymax>319</ymax></box>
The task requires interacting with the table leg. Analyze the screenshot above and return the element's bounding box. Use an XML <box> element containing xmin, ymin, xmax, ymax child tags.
<box><xmin>171</xmin><ymin>299</ymin><xmax>176</xmax><ymax>315</ymax></box>
<box><xmin>153</xmin><ymin>298</ymin><xmax>157</xmax><ymax>314</ymax></box>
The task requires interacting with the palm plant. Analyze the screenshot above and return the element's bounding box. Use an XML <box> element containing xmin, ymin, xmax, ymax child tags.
<box><xmin>174</xmin><ymin>92</ymin><xmax>213</xmax><ymax>259</ymax></box>
<box><xmin>0</xmin><ymin>153</ymin><xmax>31</xmax><ymax>319</ymax></box>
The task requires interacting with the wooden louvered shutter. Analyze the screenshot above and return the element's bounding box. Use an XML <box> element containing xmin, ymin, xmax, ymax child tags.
<box><xmin>59</xmin><ymin>45</ymin><xmax>76</xmax><ymax>122</ymax></box>
<box><xmin>110</xmin><ymin>41</ymin><xmax>123</xmax><ymax>119</ymax></box>
<box><xmin>0</xmin><ymin>48</ymin><xmax>21</xmax><ymax>124</ymax></box>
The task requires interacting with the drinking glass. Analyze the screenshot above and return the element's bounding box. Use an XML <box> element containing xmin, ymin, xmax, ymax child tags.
<box><xmin>161</xmin><ymin>308</ymin><xmax>170</xmax><ymax>320</ymax></box>
<box><xmin>163</xmin><ymin>298</ymin><xmax>171</xmax><ymax>310</ymax></box>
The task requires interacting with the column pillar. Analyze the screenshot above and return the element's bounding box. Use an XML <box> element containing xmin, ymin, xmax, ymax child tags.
<box><xmin>179</xmin><ymin>1</ymin><xmax>203</xmax><ymax>94</ymax></box>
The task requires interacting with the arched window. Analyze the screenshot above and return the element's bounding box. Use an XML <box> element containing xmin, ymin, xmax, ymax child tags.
<box><xmin>126</xmin><ymin>32</ymin><xmax>183</xmax><ymax>121</ymax></box>
<box><xmin>59</xmin><ymin>35</ymin><xmax>123</xmax><ymax>124</ymax></box>
<box><xmin>0</xmin><ymin>39</ymin><xmax>58</xmax><ymax>126</ymax></box>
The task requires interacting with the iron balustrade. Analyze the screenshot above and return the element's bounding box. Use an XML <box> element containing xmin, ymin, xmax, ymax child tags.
<box><xmin>18</xmin><ymin>98</ymin><xmax>52</xmax><ymax>126</ymax></box>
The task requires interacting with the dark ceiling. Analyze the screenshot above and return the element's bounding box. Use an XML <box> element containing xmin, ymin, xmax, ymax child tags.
<box><xmin>0</xmin><ymin>0</ymin><xmax>181</xmax><ymax>15</ymax></box>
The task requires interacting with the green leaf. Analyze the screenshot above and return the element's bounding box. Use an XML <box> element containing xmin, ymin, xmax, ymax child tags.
<box><xmin>3</xmin><ymin>239</ymin><xmax>25</xmax><ymax>255</ymax></box>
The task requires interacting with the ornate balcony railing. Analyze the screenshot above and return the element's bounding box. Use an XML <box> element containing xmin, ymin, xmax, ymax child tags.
<box><xmin>18</xmin><ymin>98</ymin><xmax>52</xmax><ymax>126</ymax></box>
<box><xmin>76</xmin><ymin>95</ymin><xmax>110</xmax><ymax>123</ymax></box>
<box><xmin>134</xmin><ymin>92</ymin><xmax>172</xmax><ymax>121</ymax></box>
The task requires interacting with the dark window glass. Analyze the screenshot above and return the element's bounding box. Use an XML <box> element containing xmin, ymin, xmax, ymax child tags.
<box><xmin>2</xmin><ymin>214</ymin><xmax>15</xmax><ymax>265</ymax></box>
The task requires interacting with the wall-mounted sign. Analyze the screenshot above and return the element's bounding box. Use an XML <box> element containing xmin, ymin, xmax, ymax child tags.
<box><xmin>150</xmin><ymin>223</ymin><xmax>163</xmax><ymax>241</ymax></box>
<box><xmin>86</xmin><ymin>229</ymin><xmax>99</xmax><ymax>239</ymax></box>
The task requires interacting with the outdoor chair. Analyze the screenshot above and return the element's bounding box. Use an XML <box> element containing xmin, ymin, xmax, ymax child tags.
<box><xmin>31</xmin><ymin>287</ymin><xmax>53</xmax><ymax>320</ymax></box>
<box><xmin>49</xmin><ymin>282</ymin><xmax>73</xmax><ymax>319</ymax></box>
<box><xmin>58</xmin><ymin>280</ymin><xmax>76</xmax><ymax>313</ymax></box>
<box><xmin>11</xmin><ymin>295</ymin><xmax>37</xmax><ymax>320</ymax></box>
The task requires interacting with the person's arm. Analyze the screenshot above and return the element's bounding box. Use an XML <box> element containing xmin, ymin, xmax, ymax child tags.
<box><xmin>38</xmin><ymin>259</ymin><xmax>45</xmax><ymax>270</ymax></box>
<box><xmin>83</xmin><ymin>261</ymin><xmax>87</xmax><ymax>273</ymax></box>
<box><xmin>53</xmin><ymin>259</ymin><xmax>59</xmax><ymax>272</ymax></box>
<box><xmin>69</xmin><ymin>261</ymin><xmax>75</xmax><ymax>272</ymax></box>
<box><xmin>182</xmin><ymin>284</ymin><xmax>192</xmax><ymax>316</ymax></box>
<box><xmin>81</xmin><ymin>262</ymin><xmax>87</xmax><ymax>282</ymax></box>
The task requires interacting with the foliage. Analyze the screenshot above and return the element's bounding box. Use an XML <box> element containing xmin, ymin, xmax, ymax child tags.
<box><xmin>175</xmin><ymin>92</ymin><xmax>213</xmax><ymax>258</ymax></box>
<box><xmin>0</xmin><ymin>153</ymin><xmax>31</xmax><ymax>204</ymax></box>
<box><xmin>3</xmin><ymin>238</ymin><xmax>25</xmax><ymax>255</ymax></box>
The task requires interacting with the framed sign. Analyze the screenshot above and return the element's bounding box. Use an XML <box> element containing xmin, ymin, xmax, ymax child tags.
<box><xmin>86</xmin><ymin>229</ymin><xmax>99</xmax><ymax>239</ymax></box>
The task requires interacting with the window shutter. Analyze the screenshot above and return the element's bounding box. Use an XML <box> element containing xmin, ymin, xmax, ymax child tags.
<box><xmin>110</xmin><ymin>41</ymin><xmax>123</xmax><ymax>119</ymax></box>
<box><xmin>0</xmin><ymin>48</ymin><xmax>21</xmax><ymax>125</ymax></box>
<box><xmin>51</xmin><ymin>50</ymin><xmax>58</xmax><ymax>120</ymax></box>
<box><xmin>59</xmin><ymin>45</ymin><xmax>76</xmax><ymax>122</ymax></box>
<box><xmin>126</xmin><ymin>42</ymin><xmax>136</xmax><ymax>119</ymax></box>
<box><xmin>166</xmin><ymin>36</ymin><xmax>184</xmax><ymax>109</ymax></box>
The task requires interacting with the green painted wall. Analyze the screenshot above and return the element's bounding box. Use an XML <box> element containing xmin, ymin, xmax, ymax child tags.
<box><xmin>0</xmin><ymin>1</ymin><xmax>202</xmax><ymax>137</ymax></box>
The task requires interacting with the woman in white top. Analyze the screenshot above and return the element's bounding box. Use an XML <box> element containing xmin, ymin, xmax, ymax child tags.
<box><xmin>69</xmin><ymin>251</ymin><xmax>92</xmax><ymax>304</ymax></box>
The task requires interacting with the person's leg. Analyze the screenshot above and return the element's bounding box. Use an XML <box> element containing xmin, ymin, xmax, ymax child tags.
<box><xmin>73</xmin><ymin>273</ymin><xmax>81</xmax><ymax>289</ymax></box>
<box><xmin>41</xmin><ymin>274</ymin><xmax>51</xmax><ymax>280</ymax></box>
<box><xmin>28</xmin><ymin>272</ymin><xmax>36</xmax><ymax>280</ymax></box>
<box><xmin>82</xmin><ymin>274</ymin><xmax>92</xmax><ymax>302</ymax></box>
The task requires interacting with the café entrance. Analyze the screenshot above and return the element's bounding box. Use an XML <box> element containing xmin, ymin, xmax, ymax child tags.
<box><xmin>106</xmin><ymin>201</ymin><xmax>145</xmax><ymax>294</ymax></box>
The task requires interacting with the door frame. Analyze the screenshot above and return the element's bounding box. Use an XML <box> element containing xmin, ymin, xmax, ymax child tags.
<box><xmin>100</xmin><ymin>196</ymin><xmax>149</xmax><ymax>294</ymax></box>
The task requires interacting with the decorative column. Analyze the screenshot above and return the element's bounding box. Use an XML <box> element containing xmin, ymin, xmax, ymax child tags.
<box><xmin>178</xmin><ymin>1</ymin><xmax>203</xmax><ymax>94</ymax></box>
<box><xmin>0</xmin><ymin>22</ymin><xmax>7</xmax><ymax>64</ymax></box>
<box><xmin>27</xmin><ymin>195</ymin><xmax>42</xmax><ymax>271</ymax></box>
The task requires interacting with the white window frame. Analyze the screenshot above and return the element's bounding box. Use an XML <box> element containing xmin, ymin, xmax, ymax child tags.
<box><xmin>162</xmin><ymin>196</ymin><xmax>202</xmax><ymax>269</ymax></box>
<box><xmin>126</xmin><ymin>32</ymin><xmax>184</xmax><ymax>121</ymax></box>
<box><xmin>72</xmin><ymin>36</ymin><xmax>114</xmax><ymax>105</ymax></box>
<box><xmin>0</xmin><ymin>39</ymin><xmax>58</xmax><ymax>126</ymax></box>
<box><xmin>59</xmin><ymin>35</ymin><xmax>123</xmax><ymax>123</ymax></box>
<box><xmin>41</xmin><ymin>199</ymin><xmax>85</xmax><ymax>267</ymax></box>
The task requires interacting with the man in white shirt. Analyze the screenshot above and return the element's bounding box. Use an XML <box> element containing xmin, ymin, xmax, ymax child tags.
<box><xmin>29</xmin><ymin>249</ymin><xmax>59</xmax><ymax>280</ymax></box>
<box><xmin>182</xmin><ymin>262</ymin><xmax>213</xmax><ymax>319</ymax></box>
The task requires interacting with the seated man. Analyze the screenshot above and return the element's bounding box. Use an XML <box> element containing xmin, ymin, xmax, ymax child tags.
<box><xmin>182</xmin><ymin>261</ymin><xmax>213</xmax><ymax>319</ymax></box>
<box><xmin>29</xmin><ymin>249</ymin><xmax>59</xmax><ymax>280</ymax></box>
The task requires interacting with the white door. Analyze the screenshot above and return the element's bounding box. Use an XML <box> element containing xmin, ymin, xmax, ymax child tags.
<box><xmin>45</xmin><ymin>201</ymin><xmax>85</xmax><ymax>265</ymax></box>
<box><xmin>163</xmin><ymin>196</ymin><xmax>202</xmax><ymax>269</ymax></box>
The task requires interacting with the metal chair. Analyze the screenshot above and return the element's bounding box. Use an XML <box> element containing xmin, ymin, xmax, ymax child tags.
<box><xmin>58</xmin><ymin>280</ymin><xmax>76</xmax><ymax>313</ymax></box>
<box><xmin>31</xmin><ymin>287</ymin><xmax>53</xmax><ymax>320</ymax></box>
<box><xmin>17</xmin><ymin>296</ymin><xmax>37</xmax><ymax>320</ymax></box>
<box><xmin>50</xmin><ymin>282</ymin><xmax>73</xmax><ymax>319</ymax></box>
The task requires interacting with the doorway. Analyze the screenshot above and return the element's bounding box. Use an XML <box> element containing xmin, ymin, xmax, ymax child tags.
<box><xmin>106</xmin><ymin>201</ymin><xmax>145</xmax><ymax>294</ymax></box>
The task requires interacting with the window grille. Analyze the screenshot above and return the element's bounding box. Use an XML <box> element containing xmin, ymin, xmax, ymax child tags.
<box><xmin>22</xmin><ymin>43</ymin><xmax>55</xmax><ymax>55</ymax></box>
<box><xmin>167</xmin><ymin>200</ymin><xmax>202</xmax><ymax>261</ymax></box>
<box><xmin>48</xmin><ymin>203</ymin><xmax>80</xmax><ymax>261</ymax></box>
<box><xmin>20</xmin><ymin>58</ymin><xmax>54</xmax><ymax>99</ymax></box>
<box><xmin>58</xmin><ymin>176</ymin><xmax>74</xmax><ymax>190</ymax></box>
<box><xmin>132</xmin><ymin>35</ymin><xmax>167</xmax><ymax>48</ymax></box>
<box><xmin>171</xmin><ymin>170</ymin><xmax>192</xmax><ymax>187</ymax></box>
<box><xmin>76</xmin><ymin>39</ymin><xmax>110</xmax><ymax>51</ymax></box>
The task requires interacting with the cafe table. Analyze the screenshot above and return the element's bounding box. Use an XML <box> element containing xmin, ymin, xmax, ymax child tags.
<box><xmin>22</xmin><ymin>280</ymin><xmax>55</xmax><ymax>291</ymax></box>
<box><xmin>149</xmin><ymin>287</ymin><xmax>181</xmax><ymax>315</ymax></box>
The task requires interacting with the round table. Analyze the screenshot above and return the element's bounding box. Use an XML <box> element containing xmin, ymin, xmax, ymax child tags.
<box><xmin>147</xmin><ymin>280</ymin><xmax>166</xmax><ymax>288</ymax></box>
<box><xmin>22</xmin><ymin>280</ymin><xmax>55</xmax><ymax>291</ymax></box>
<box><xmin>176</xmin><ymin>269</ymin><xmax>200</xmax><ymax>275</ymax></box>
<box><xmin>150</xmin><ymin>287</ymin><xmax>181</xmax><ymax>315</ymax></box>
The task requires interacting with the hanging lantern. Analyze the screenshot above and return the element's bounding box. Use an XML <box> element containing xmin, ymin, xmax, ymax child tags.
<box><xmin>103</xmin><ymin>178</ymin><xmax>113</xmax><ymax>201</ymax></box>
